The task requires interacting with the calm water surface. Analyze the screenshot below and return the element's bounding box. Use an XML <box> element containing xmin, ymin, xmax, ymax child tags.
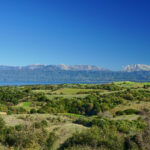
<box><xmin>0</xmin><ymin>81</ymin><xmax>111</xmax><ymax>86</ymax></box>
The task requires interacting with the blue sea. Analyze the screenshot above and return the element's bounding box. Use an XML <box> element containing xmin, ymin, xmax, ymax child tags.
<box><xmin>0</xmin><ymin>81</ymin><xmax>111</xmax><ymax>86</ymax></box>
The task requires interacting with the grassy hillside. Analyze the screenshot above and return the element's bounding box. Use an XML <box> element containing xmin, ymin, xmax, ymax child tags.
<box><xmin>0</xmin><ymin>82</ymin><xmax>150</xmax><ymax>149</ymax></box>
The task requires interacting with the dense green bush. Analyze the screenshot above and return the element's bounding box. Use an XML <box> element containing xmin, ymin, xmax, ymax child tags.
<box><xmin>75</xmin><ymin>117</ymin><xmax>146</xmax><ymax>134</ymax></box>
<box><xmin>5</xmin><ymin>126</ymin><xmax>48</xmax><ymax>149</ymax></box>
<box><xmin>0</xmin><ymin>87</ymin><xmax>28</xmax><ymax>105</ymax></box>
<box><xmin>34</xmin><ymin>122</ymin><xmax>41</xmax><ymax>129</ymax></box>
<box><xmin>59</xmin><ymin>126</ymin><xmax>124</xmax><ymax>150</ymax></box>
<box><xmin>37</xmin><ymin>88</ymin><xmax>150</xmax><ymax>116</ymax></box>
<box><xmin>15</xmin><ymin>125</ymin><xmax>23</xmax><ymax>131</ymax></box>
<box><xmin>124</xmin><ymin>109</ymin><xmax>140</xmax><ymax>115</ymax></box>
<box><xmin>0</xmin><ymin>117</ymin><xmax>6</xmax><ymax>143</ymax></box>
<box><xmin>38</xmin><ymin>92</ymin><xmax>125</xmax><ymax>116</ymax></box>
<box><xmin>46</xmin><ymin>132</ymin><xmax>57</xmax><ymax>149</ymax></box>
<box><xmin>30</xmin><ymin>108</ymin><xmax>37</xmax><ymax>114</ymax></box>
<box><xmin>41</xmin><ymin>120</ymin><xmax>48</xmax><ymax>127</ymax></box>
<box><xmin>116</xmin><ymin>109</ymin><xmax>140</xmax><ymax>116</ymax></box>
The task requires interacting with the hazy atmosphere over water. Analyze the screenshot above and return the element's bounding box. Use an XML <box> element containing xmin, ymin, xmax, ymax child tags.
<box><xmin>0</xmin><ymin>0</ymin><xmax>150</xmax><ymax>70</ymax></box>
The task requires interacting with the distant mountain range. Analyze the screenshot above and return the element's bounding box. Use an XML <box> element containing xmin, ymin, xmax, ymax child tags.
<box><xmin>123</xmin><ymin>64</ymin><xmax>150</xmax><ymax>72</ymax></box>
<box><xmin>0</xmin><ymin>64</ymin><xmax>107</xmax><ymax>71</ymax></box>
<box><xmin>0</xmin><ymin>64</ymin><xmax>149</xmax><ymax>84</ymax></box>
<box><xmin>0</xmin><ymin>64</ymin><xmax>150</xmax><ymax>72</ymax></box>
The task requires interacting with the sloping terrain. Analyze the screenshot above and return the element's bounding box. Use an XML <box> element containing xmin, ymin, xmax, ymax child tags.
<box><xmin>0</xmin><ymin>82</ymin><xmax>150</xmax><ymax>149</ymax></box>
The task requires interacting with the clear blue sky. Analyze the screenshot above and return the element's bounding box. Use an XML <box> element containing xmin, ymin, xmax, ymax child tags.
<box><xmin>0</xmin><ymin>0</ymin><xmax>150</xmax><ymax>70</ymax></box>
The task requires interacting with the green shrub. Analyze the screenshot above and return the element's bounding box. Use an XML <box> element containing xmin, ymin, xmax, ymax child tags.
<box><xmin>16</xmin><ymin>107</ymin><xmax>27</xmax><ymax>114</ymax></box>
<box><xmin>41</xmin><ymin>120</ymin><xmax>48</xmax><ymax>127</ymax></box>
<box><xmin>124</xmin><ymin>109</ymin><xmax>140</xmax><ymax>115</ymax></box>
<box><xmin>34</xmin><ymin>122</ymin><xmax>41</xmax><ymax>129</ymax></box>
<box><xmin>30</xmin><ymin>108</ymin><xmax>37</xmax><ymax>114</ymax></box>
<box><xmin>116</xmin><ymin>110</ymin><xmax>124</xmax><ymax>116</ymax></box>
<box><xmin>116</xmin><ymin>109</ymin><xmax>140</xmax><ymax>116</ymax></box>
<box><xmin>60</xmin><ymin>126</ymin><xmax>124</xmax><ymax>150</ymax></box>
<box><xmin>15</xmin><ymin>125</ymin><xmax>22</xmax><ymax>131</ymax></box>
<box><xmin>7</xmin><ymin>110</ymin><xmax>12</xmax><ymax>115</ymax></box>
<box><xmin>46</xmin><ymin>132</ymin><xmax>57</xmax><ymax>149</ymax></box>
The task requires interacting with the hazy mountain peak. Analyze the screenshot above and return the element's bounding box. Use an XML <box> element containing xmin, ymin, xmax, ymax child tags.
<box><xmin>123</xmin><ymin>64</ymin><xmax>150</xmax><ymax>72</ymax></box>
<box><xmin>0</xmin><ymin>64</ymin><xmax>107</xmax><ymax>71</ymax></box>
<box><xmin>57</xmin><ymin>64</ymin><xmax>69</xmax><ymax>70</ymax></box>
<box><xmin>55</xmin><ymin>64</ymin><xmax>106</xmax><ymax>71</ymax></box>
<box><xmin>27</xmin><ymin>64</ymin><xmax>46</xmax><ymax>70</ymax></box>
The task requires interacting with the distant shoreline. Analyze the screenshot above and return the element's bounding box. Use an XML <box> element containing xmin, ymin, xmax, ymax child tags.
<box><xmin>0</xmin><ymin>81</ymin><xmax>111</xmax><ymax>86</ymax></box>
<box><xmin>0</xmin><ymin>81</ymin><xmax>150</xmax><ymax>86</ymax></box>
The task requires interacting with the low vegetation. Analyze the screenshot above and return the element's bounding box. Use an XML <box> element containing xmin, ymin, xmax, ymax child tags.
<box><xmin>0</xmin><ymin>82</ymin><xmax>150</xmax><ymax>149</ymax></box>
